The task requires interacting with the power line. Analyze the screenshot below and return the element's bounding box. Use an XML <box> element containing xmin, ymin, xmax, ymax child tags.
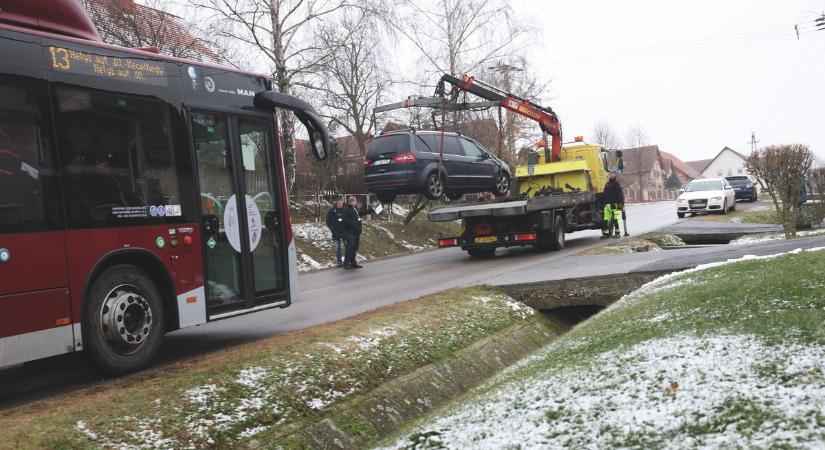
<box><xmin>757</xmin><ymin>35</ymin><xmax>825</xmax><ymax>138</ymax></box>
<box><xmin>530</xmin><ymin>22</ymin><xmax>821</xmax><ymax>68</ymax></box>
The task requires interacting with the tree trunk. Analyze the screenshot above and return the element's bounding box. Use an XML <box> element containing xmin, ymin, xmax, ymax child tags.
<box><xmin>270</xmin><ymin>0</ymin><xmax>296</xmax><ymax>190</ymax></box>
<box><xmin>403</xmin><ymin>195</ymin><xmax>429</xmax><ymax>225</ymax></box>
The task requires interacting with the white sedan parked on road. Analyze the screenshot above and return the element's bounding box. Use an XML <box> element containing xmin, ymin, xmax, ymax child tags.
<box><xmin>676</xmin><ymin>178</ymin><xmax>736</xmax><ymax>218</ymax></box>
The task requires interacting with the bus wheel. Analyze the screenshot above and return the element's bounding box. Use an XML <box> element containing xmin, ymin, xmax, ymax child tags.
<box><xmin>83</xmin><ymin>265</ymin><xmax>165</xmax><ymax>374</ymax></box>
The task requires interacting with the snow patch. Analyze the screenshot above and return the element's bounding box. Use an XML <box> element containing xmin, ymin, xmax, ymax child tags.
<box><xmin>731</xmin><ymin>229</ymin><xmax>825</xmax><ymax>245</ymax></box>
<box><xmin>383</xmin><ymin>335</ymin><xmax>825</xmax><ymax>449</ymax></box>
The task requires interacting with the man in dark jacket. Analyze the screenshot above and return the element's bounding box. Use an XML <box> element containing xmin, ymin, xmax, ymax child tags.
<box><xmin>601</xmin><ymin>170</ymin><xmax>625</xmax><ymax>238</ymax></box>
<box><xmin>341</xmin><ymin>195</ymin><xmax>372</xmax><ymax>269</ymax></box>
<box><xmin>325</xmin><ymin>199</ymin><xmax>346</xmax><ymax>267</ymax></box>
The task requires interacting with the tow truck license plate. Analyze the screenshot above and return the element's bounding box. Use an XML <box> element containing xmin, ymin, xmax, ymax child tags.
<box><xmin>475</xmin><ymin>236</ymin><xmax>498</xmax><ymax>243</ymax></box>
<box><xmin>373</xmin><ymin>159</ymin><xmax>391</xmax><ymax>165</ymax></box>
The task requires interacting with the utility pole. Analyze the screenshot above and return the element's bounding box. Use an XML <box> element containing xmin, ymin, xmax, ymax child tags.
<box><xmin>748</xmin><ymin>131</ymin><xmax>760</xmax><ymax>152</ymax></box>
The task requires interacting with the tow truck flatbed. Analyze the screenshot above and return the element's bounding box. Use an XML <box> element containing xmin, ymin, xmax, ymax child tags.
<box><xmin>428</xmin><ymin>191</ymin><xmax>593</xmax><ymax>222</ymax></box>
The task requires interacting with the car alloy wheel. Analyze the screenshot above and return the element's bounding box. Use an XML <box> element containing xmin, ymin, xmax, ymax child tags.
<box><xmin>425</xmin><ymin>172</ymin><xmax>444</xmax><ymax>199</ymax></box>
<box><xmin>493</xmin><ymin>172</ymin><xmax>510</xmax><ymax>196</ymax></box>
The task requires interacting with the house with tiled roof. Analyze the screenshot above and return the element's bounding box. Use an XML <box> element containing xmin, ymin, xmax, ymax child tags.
<box><xmin>695</xmin><ymin>147</ymin><xmax>753</xmax><ymax>180</ymax></box>
<box><xmin>609</xmin><ymin>146</ymin><xmax>668</xmax><ymax>201</ymax></box>
<box><xmin>659</xmin><ymin>151</ymin><xmax>704</xmax><ymax>185</ymax></box>
<box><xmin>685</xmin><ymin>158</ymin><xmax>712</xmax><ymax>174</ymax></box>
<box><xmin>82</xmin><ymin>0</ymin><xmax>220</xmax><ymax>63</ymax></box>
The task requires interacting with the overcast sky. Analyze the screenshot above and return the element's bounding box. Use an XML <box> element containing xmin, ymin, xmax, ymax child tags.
<box><xmin>506</xmin><ymin>0</ymin><xmax>825</xmax><ymax>162</ymax></box>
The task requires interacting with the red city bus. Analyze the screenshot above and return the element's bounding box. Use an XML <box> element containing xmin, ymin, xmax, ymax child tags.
<box><xmin>0</xmin><ymin>1</ymin><xmax>329</xmax><ymax>373</ymax></box>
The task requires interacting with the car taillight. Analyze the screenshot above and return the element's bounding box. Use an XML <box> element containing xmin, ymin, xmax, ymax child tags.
<box><xmin>392</xmin><ymin>152</ymin><xmax>417</xmax><ymax>163</ymax></box>
<box><xmin>364</xmin><ymin>159</ymin><xmax>372</xmax><ymax>166</ymax></box>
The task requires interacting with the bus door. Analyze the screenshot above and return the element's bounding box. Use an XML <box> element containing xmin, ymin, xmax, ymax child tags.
<box><xmin>189</xmin><ymin>112</ymin><xmax>287</xmax><ymax>318</ymax></box>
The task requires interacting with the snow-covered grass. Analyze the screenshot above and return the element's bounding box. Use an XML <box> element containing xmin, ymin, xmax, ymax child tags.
<box><xmin>731</xmin><ymin>228</ymin><xmax>825</xmax><ymax>245</ymax></box>
<box><xmin>10</xmin><ymin>288</ymin><xmax>540</xmax><ymax>450</ymax></box>
<box><xmin>381</xmin><ymin>247</ymin><xmax>825</xmax><ymax>449</ymax></box>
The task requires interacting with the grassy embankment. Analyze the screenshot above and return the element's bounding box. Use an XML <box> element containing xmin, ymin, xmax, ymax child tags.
<box><xmin>579</xmin><ymin>232</ymin><xmax>686</xmax><ymax>256</ymax></box>
<box><xmin>0</xmin><ymin>287</ymin><xmax>544</xmax><ymax>450</ymax></box>
<box><xmin>382</xmin><ymin>247</ymin><xmax>825</xmax><ymax>449</ymax></box>
<box><xmin>693</xmin><ymin>206</ymin><xmax>781</xmax><ymax>224</ymax></box>
<box><xmin>290</xmin><ymin>203</ymin><xmax>459</xmax><ymax>272</ymax></box>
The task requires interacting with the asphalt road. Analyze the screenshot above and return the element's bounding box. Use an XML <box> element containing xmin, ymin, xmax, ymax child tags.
<box><xmin>0</xmin><ymin>201</ymin><xmax>677</xmax><ymax>407</ymax></box>
<box><xmin>167</xmin><ymin>201</ymin><xmax>679</xmax><ymax>343</ymax></box>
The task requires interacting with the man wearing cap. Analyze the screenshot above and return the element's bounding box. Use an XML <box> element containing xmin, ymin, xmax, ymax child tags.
<box><xmin>601</xmin><ymin>170</ymin><xmax>625</xmax><ymax>239</ymax></box>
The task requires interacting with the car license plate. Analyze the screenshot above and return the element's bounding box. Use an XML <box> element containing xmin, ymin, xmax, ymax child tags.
<box><xmin>475</xmin><ymin>236</ymin><xmax>497</xmax><ymax>244</ymax></box>
<box><xmin>373</xmin><ymin>159</ymin><xmax>391</xmax><ymax>165</ymax></box>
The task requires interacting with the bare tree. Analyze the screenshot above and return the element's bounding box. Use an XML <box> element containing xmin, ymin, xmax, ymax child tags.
<box><xmin>82</xmin><ymin>0</ymin><xmax>222</xmax><ymax>62</ymax></box>
<box><xmin>624</xmin><ymin>123</ymin><xmax>650</xmax><ymax>198</ymax></box>
<box><xmin>313</xmin><ymin>12</ymin><xmax>390</xmax><ymax>158</ymax></box>
<box><xmin>190</xmin><ymin>0</ymin><xmax>353</xmax><ymax>188</ymax></box>
<box><xmin>592</xmin><ymin>120</ymin><xmax>622</xmax><ymax>150</ymax></box>
<box><xmin>393</xmin><ymin>0</ymin><xmax>530</xmax><ymax>80</ymax></box>
<box><xmin>746</xmin><ymin>144</ymin><xmax>815</xmax><ymax>239</ymax></box>
<box><xmin>807</xmin><ymin>166</ymin><xmax>825</xmax><ymax>221</ymax></box>
<box><xmin>481</xmin><ymin>57</ymin><xmax>549</xmax><ymax>166</ymax></box>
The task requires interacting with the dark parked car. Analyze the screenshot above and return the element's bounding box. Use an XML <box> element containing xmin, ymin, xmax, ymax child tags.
<box><xmin>725</xmin><ymin>175</ymin><xmax>757</xmax><ymax>202</ymax></box>
<box><xmin>364</xmin><ymin>130</ymin><xmax>512</xmax><ymax>203</ymax></box>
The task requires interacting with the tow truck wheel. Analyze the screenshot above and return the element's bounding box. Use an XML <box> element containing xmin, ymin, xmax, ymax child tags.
<box><xmin>550</xmin><ymin>216</ymin><xmax>566</xmax><ymax>250</ymax></box>
<box><xmin>466</xmin><ymin>247</ymin><xmax>496</xmax><ymax>258</ymax></box>
<box><xmin>493</xmin><ymin>172</ymin><xmax>510</xmax><ymax>197</ymax></box>
<box><xmin>424</xmin><ymin>172</ymin><xmax>445</xmax><ymax>200</ymax></box>
<box><xmin>83</xmin><ymin>265</ymin><xmax>165</xmax><ymax>374</ymax></box>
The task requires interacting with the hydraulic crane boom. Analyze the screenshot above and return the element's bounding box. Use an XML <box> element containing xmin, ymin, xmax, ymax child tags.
<box><xmin>436</xmin><ymin>74</ymin><xmax>563</xmax><ymax>162</ymax></box>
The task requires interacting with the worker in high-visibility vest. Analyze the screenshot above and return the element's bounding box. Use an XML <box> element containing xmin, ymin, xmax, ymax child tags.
<box><xmin>601</xmin><ymin>170</ymin><xmax>624</xmax><ymax>239</ymax></box>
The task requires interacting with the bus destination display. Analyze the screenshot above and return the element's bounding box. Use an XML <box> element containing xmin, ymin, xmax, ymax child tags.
<box><xmin>47</xmin><ymin>45</ymin><xmax>169</xmax><ymax>86</ymax></box>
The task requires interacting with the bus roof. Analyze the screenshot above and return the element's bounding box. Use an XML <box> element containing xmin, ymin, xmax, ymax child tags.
<box><xmin>0</xmin><ymin>0</ymin><xmax>268</xmax><ymax>80</ymax></box>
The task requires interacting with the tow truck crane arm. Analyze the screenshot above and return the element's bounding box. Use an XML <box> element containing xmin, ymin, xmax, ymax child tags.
<box><xmin>436</xmin><ymin>74</ymin><xmax>563</xmax><ymax>163</ymax></box>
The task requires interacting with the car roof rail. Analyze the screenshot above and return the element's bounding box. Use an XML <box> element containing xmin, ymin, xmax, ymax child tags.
<box><xmin>381</xmin><ymin>127</ymin><xmax>416</xmax><ymax>135</ymax></box>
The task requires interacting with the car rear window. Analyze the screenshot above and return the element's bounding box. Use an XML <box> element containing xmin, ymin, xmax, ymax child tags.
<box><xmin>367</xmin><ymin>134</ymin><xmax>410</xmax><ymax>159</ymax></box>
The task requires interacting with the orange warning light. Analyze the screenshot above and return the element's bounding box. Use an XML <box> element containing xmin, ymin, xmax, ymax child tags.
<box><xmin>186</xmin><ymin>296</ymin><xmax>197</xmax><ymax>303</ymax></box>
<box><xmin>574</xmin><ymin>136</ymin><xmax>584</xmax><ymax>142</ymax></box>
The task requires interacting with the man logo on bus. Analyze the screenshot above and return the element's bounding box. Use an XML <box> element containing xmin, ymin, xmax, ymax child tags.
<box><xmin>205</xmin><ymin>76</ymin><xmax>215</xmax><ymax>93</ymax></box>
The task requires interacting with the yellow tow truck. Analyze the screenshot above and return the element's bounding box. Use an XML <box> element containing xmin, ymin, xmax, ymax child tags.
<box><xmin>430</xmin><ymin>137</ymin><xmax>612</xmax><ymax>257</ymax></box>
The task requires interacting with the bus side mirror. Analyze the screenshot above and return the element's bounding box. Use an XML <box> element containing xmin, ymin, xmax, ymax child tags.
<box><xmin>254</xmin><ymin>91</ymin><xmax>331</xmax><ymax>161</ymax></box>
<box><xmin>295</xmin><ymin>109</ymin><xmax>330</xmax><ymax>161</ymax></box>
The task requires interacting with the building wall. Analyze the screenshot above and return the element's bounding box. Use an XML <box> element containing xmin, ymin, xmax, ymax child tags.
<box><xmin>702</xmin><ymin>150</ymin><xmax>749</xmax><ymax>179</ymax></box>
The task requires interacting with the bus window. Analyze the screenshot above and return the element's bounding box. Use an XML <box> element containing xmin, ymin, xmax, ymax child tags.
<box><xmin>55</xmin><ymin>87</ymin><xmax>183</xmax><ymax>227</ymax></box>
<box><xmin>0</xmin><ymin>82</ymin><xmax>61</xmax><ymax>232</ymax></box>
